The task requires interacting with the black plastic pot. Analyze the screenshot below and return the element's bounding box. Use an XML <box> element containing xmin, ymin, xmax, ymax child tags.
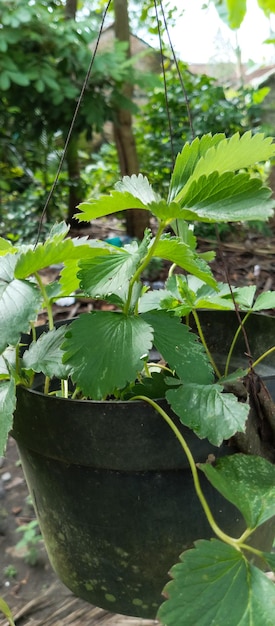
<box><xmin>12</xmin><ymin>311</ymin><xmax>275</xmax><ymax>618</ymax></box>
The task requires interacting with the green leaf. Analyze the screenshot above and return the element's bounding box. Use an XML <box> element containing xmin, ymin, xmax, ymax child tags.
<box><xmin>0</xmin><ymin>255</ymin><xmax>42</xmax><ymax>353</ymax></box>
<box><xmin>213</xmin><ymin>0</ymin><xmax>247</xmax><ymax>29</ymax></box>
<box><xmin>0</xmin><ymin>379</ymin><xmax>16</xmax><ymax>457</ymax></box>
<box><xmin>59</xmin><ymin>241</ymin><xmax>114</xmax><ymax>297</ymax></box>
<box><xmin>42</xmin><ymin>74</ymin><xmax>59</xmax><ymax>90</ymax></box>
<box><xmin>78</xmin><ymin>235</ymin><xmax>151</xmax><ymax>301</ymax></box>
<box><xmin>158</xmin><ymin>539</ymin><xmax>275</xmax><ymax>626</ymax></box>
<box><xmin>45</xmin><ymin>281</ymin><xmax>63</xmax><ymax>303</ymax></box>
<box><xmin>22</xmin><ymin>327</ymin><xmax>70</xmax><ymax>380</ymax></box>
<box><xmin>15</xmin><ymin>6</ymin><xmax>32</xmax><ymax>23</ymax></box>
<box><xmin>0</xmin><ymin>238</ymin><xmax>15</xmax><ymax>255</ymax></box>
<box><xmin>0</xmin><ymin>38</ymin><xmax>8</xmax><ymax>52</ymax></box>
<box><xmin>77</xmin><ymin>191</ymin><xmax>148</xmax><ymax>222</ymax></box>
<box><xmin>258</xmin><ymin>0</ymin><xmax>275</xmax><ymax>16</ymax></box>
<box><xmin>62</xmin><ymin>312</ymin><xmax>154</xmax><ymax>399</ymax></box>
<box><xmin>78</xmin><ymin>251</ymin><xmax>130</xmax><ymax>300</ymax></box>
<box><xmin>0</xmin><ymin>595</ymin><xmax>15</xmax><ymax>626</ymax></box>
<box><xmin>0</xmin><ymin>346</ymin><xmax>16</xmax><ymax>379</ymax></box>
<box><xmin>149</xmin><ymin>200</ymin><xmax>184</xmax><ymax>221</ymax></box>
<box><xmin>77</xmin><ymin>174</ymin><xmax>159</xmax><ymax>222</ymax></box>
<box><xmin>59</xmin><ymin>260</ymin><xmax>80</xmax><ymax>297</ymax></box>
<box><xmin>263</xmin><ymin>551</ymin><xmax>275</xmax><ymax>572</ymax></box>
<box><xmin>166</xmin><ymin>383</ymin><xmax>249</xmax><ymax>446</ymax></box>
<box><xmin>181</xmin><ymin>171</ymin><xmax>274</xmax><ymax>223</ymax></box>
<box><xmin>15</xmin><ymin>238</ymin><xmax>79</xmax><ymax>279</ymax></box>
<box><xmin>235</xmin><ymin>285</ymin><xmax>257</xmax><ymax>309</ymax></box>
<box><xmin>8</xmin><ymin>71</ymin><xmax>30</xmax><ymax>86</ymax></box>
<box><xmin>190</xmin><ymin>291</ymin><xmax>235</xmax><ymax>311</ymax></box>
<box><xmin>252</xmin><ymin>290</ymin><xmax>275</xmax><ymax>311</ymax></box>
<box><xmin>171</xmin><ymin>220</ymin><xmax>198</xmax><ymax>248</ymax></box>
<box><xmin>174</xmin><ymin>132</ymin><xmax>275</xmax><ymax>204</ymax></box>
<box><xmin>0</xmin><ymin>72</ymin><xmax>11</xmax><ymax>90</ymax></box>
<box><xmin>35</xmin><ymin>78</ymin><xmax>45</xmax><ymax>93</ymax></box>
<box><xmin>169</xmin><ymin>134</ymin><xmax>225</xmax><ymax>202</ymax></box>
<box><xmin>153</xmin><ymin>237</ymin><xmax>217</xmax><ymax>287</ymax></box>
<box><xmin>115</xmin><ymin>174</ymin><xmax>161</xmax><ymax>203</ymax></box>
<box><xmin>252</xmin><ymin>86</ymin><xmax>270</xmax><ymax>104</ymax></box>
<box><xmin>219</xmin><ymin>369</ymin><xmax>249</xmax><ymax>384</ymax></box>
<box><xmin>164</xmin><ymin>275</ymin><xmax>238</xmax><ymax>314</ymax></box>
<box><xmin>142</xmin><ymin>311</ymin><xmax>214</xmax><ymax>385</ymax></box>
<box><xmin>194</xmin><ymin>131</ymin><xmax>275</xmax><ymax>182</ymax></box>
<box><xmin>16</xmin><ymin>231</ymin><xmax>109</xmax><ymax>280</ymax></box>
<box><xmin>127</xmin><ymin>372</ymin><xmax>170</xmax><ymax>400</ymax></box>
<box><xmin>138</xmin><ymin>289</ymin><xmax>171</xmax><ymax>313</ymax></box>
<box><xmin>200</xmin><ymin>454</ymin><xmax>275</xmax><ymax>529</ymax></box>
<box><xmin>48</xmin><ymin>222</ymin><xmax>70</xmax><ymax>241</ymax></box>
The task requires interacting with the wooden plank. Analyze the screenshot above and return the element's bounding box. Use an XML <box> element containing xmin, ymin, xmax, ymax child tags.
<box><xmin>0</xmin><ymin>582</ymin><xmax>160</xmax><ymax>626</ymax></box>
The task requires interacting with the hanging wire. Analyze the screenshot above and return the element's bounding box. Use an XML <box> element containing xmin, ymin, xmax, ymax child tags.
<box><xmin>153</xmin><ymin>0</ymin><xmax>176</xmax><ymax>167</ymax></box>
<box><xmin>36</xmin><ymin>0</ymin><xmax>193</xmax><ymax>245</ymax></box>
<box><xmin>33</xmin><ymin>0</ymin><xmax>252</xmax><ymax>359</ymax></box>
<box><xmin>154</xmin><ymin>0</ymin><xmax>195</xmax><ymax>238</ymax></box>
<box><xmin>154</xmin><ymin>0</ymin><xmax>195</xmax><ymax>169</ymax></box>
<box><xmin>154</xmin><ymin>1</ymin><xmax>252</xmax><ymax>360</ymax></box>
<box><xmin>158</xmin><ymin>1</ymin><xmax>195</xmax><ymax>141</ymax></box>
<box><xmin>35</xmin><ymin>0</ymin><xmax>112</xmax><ymax>245</ymax></box>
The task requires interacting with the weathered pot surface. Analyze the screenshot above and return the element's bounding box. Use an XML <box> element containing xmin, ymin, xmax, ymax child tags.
<box><xmin>12</xmin><ymin>311</ymin><xmax>275</xmax><ymax>618</ymax></box>
<box><xmin>12</xmin><ymin>392</ymin><xmax>274</xmax><ymax>618</ymax></box>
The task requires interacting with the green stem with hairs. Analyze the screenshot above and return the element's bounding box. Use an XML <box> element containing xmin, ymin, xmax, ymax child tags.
<box><xmin>44</xmin><ymin>376</ymin><xmax>50</xmax><ymax>395</ymax></box>
<box><xmin>132</xmin><ymin>395</ymin><xmax>263</xmax><ymax>558</ymax></box>
<box><xmin>123</xmin><ymin>222</ymin><xmax>166</xmax><ymax>315</ymax></box>
<box><xmin>34</xmin><ymin>272</ymin><xmax>54</xmax><ymax>331</ymax></box>
<box><xmin>34</xmin><ymin>272</ymin><xmax>55</xmax><ymax>395</ymax></box>
<box><xmin>132</xmin><ymin>396</ymin><xmax>238</xmax><ymax>547</ymax></box>
<box><xmin>61</xmin><ymin>378</ymin><xmax>69</xmax><ymax>398</ymax></box>
<box><xmin>168</xmin><ymin>262</ymin><xmax>176</xmax><ymax>278</ymax></box>
<box><xmin>71</xmin><ymin>386</ymin><xmax>81</xmax><ymax>400</ymax></box>
<box><xmin>146</xmin><ymin>362</ymin><xmax>174</xmax><ymax>375</ymax></box>
<box><xmin>30</xmin><ymin>322</ymin><xmax>37</xmax><ymax>343</ymax></box>
<box><xmin>224</xmin><ymin>311</ymin><xmax>251</xmax><ymax>377</ymax></box>
<box><xmin>15</xmin><ymin>344</ymin><xmax>20</xmax><ymax>378</ymax></box>
<box><xmin>251</xmin><ymin>346</ymin><xmax>275</xmax><ymax>371</ymax></box>
<box><xmin>192</xmin><ymin>310</ymin><xmax>221</xmax><ymax>379</ymax></box>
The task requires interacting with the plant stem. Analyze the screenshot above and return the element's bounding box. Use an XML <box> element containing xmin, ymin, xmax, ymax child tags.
<box><xmin>146</xmin><ymin>362</ymin><xmax>174</xmax><ymax>375</ymax></box>
<box><xmin>192</xmin><ymin>310</ymin><xmax>221</xmax><ymax>379</ymax></box>
<box><xmin>251</xmin><ymin>346</ymin><xmax>275</xmax><ymax>371</ymax></box>
<box><xmin>34</xmin><ymin>272</ymin><xmax>54</xmax><ymax>330</ymax></box>
<box><xmin>44</xmin><ymin>376</ymin><xmax>50</xmax><ymax>395</ymax></box>
<box><xmin>15</xmin><ymin>344</ymin><xmax>20</xmax><ymax>378</ymax></box>
<box><xmin>224</xmin><ymin>311</ymin><xmax>251</xmax><ymax>377</ymax></box>
<box><xmin>168</xmin><ymin>262</ymin><xmax>176</xmax><ymax>277</ymax></box>
<box><xmin>237</xmin><ymin>527</ymin><xmax>255</xmax><ymax>544</ymax></box>
<box><xmin>61</xmin><ymin>379</ymin><xmax>69</xmax><ymax>398</ymax></box>
<box><xmin>123</xmin><ymin>222</ymin><xmax>166</xmax><ymax>315</ymax></box>
<box><xmin>30</xmin><ymin>322</ymin><xmax>37</xmax><ymax>343</ymax></box>
<box><xmin>71</xmin><ymin>386</ymin><xmax>81</xmax><ymax>400</ymax></box>
<box><xmin>132</xmin><ymin>395</ymin><xmax>243</xmax><ymax>549</ymax></box>
<box><xmin>239</xmin><ymin>542</ymin><xmax>267</xmax><ymax>560</ymax></box>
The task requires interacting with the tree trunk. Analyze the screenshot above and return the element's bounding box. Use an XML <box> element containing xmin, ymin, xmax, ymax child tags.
<box><xmin>65</xmin><ymin>0</ymin><xmax>77</xmax><ymax>20</ymax></box>
<box><xmin>113</xmin><ymin>0</ymin><xmax>149</xmax><ymax>239</ymax></box>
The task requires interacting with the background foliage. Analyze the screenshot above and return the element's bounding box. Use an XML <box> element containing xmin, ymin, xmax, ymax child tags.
<box><xmin>0</xmin><ymin>0</ymin><xmax>272</xmax><ymax>242</ymax></box>
<box><xmin>0</xmin><ymin>0</ymin><xmax>134</xmax><ymax>237</ymax></box>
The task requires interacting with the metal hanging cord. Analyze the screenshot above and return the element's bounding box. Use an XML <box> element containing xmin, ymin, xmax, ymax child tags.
<box><xmin>35</xmin><ymin>0</ymin><xmax>112</xmax><ymax>245</ymax></box>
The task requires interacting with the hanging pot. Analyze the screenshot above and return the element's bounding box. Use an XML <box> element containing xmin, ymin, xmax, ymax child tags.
<box><xmin>11</xmin><ymin>311</ymin><xmax>275</xmax><ymax>619</ymax></box>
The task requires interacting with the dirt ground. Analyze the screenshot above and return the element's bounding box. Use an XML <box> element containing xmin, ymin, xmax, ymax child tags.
<box><xmin>1</xmin><ymin>219</ymin><xmax>275</xmax><ymax>625</ymax></box>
